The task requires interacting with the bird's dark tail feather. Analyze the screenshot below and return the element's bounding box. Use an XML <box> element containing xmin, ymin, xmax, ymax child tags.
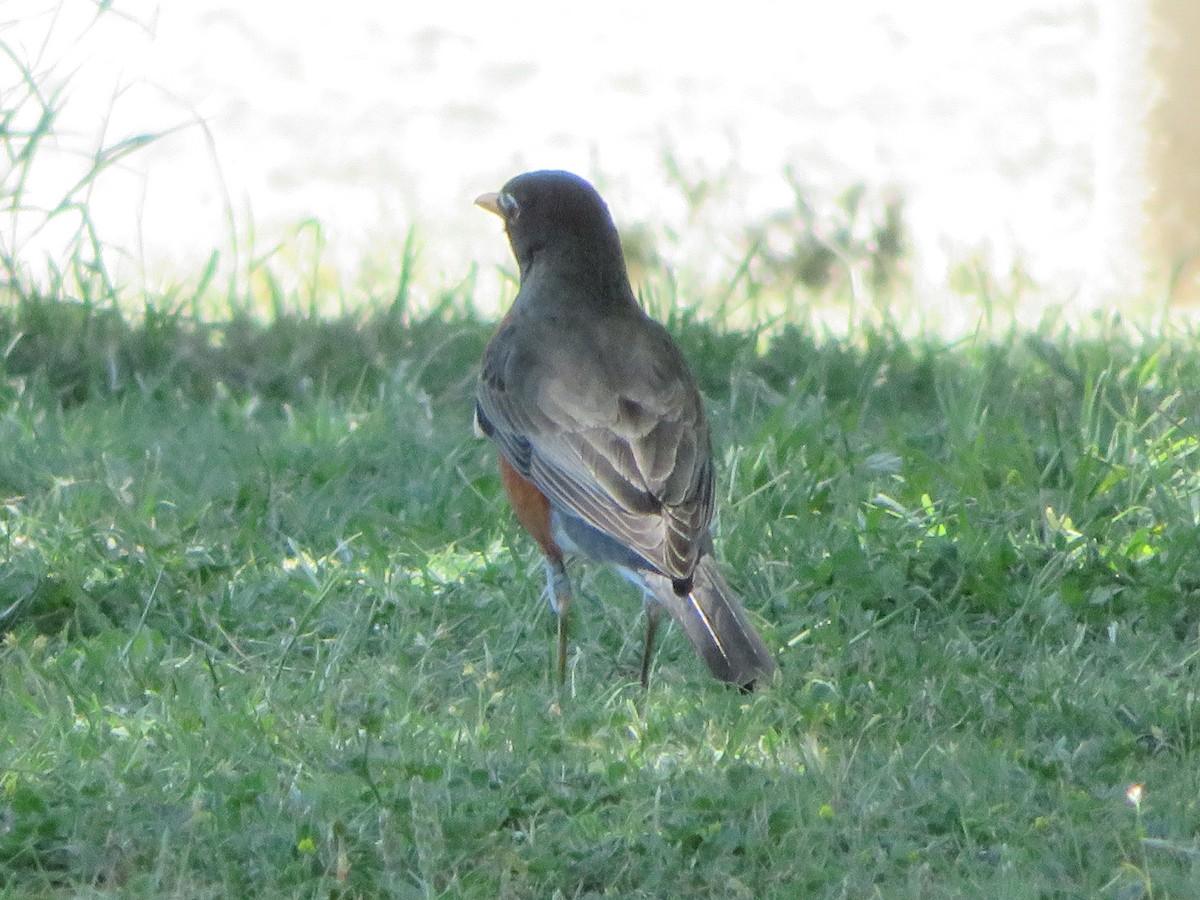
<box><xmin>645</xmin><ymin>555</ymin><xmax>776</xmax><ymax>689</ymax></box>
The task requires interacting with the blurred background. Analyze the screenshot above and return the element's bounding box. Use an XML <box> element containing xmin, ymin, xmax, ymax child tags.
<box><xmin>2</xmin><ymin>1</ymin><xmax>1193</xmax><ymax>324</ymax></box>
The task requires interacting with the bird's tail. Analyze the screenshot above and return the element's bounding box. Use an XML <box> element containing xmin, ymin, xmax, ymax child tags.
<box><xmin>644</xmin><ymin>555</ymin><xmax>777</xmax><ymax>689</ymax></box>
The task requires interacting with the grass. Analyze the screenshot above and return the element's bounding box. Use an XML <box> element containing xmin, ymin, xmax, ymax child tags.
<box><xmin>3</xmin><ymin>11</ymin><xmax>1200</xmax><ymax>897</ymax></box>
<box><xmin>0</xmin><ymin>287</ymin><xmax>1199</xmax><ymax>898</ymax></box>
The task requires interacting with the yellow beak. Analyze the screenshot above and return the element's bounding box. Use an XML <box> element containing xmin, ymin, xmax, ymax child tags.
<box><xmin>474</xmin><ymin>191</ymin><xmax>502</xmax><ymax>217</ymax></box>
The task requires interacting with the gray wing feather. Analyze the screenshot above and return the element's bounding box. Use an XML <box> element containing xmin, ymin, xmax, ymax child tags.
<box><xmin>477</xmin><ymin>310</ymin><xmax>714</xmax><ymax>582</ymax></box>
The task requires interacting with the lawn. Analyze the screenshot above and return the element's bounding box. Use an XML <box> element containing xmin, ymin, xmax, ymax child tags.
<box><xmin>1</xmin><ymin>280</ymin><xmax>1198</xmax><ymax>897</ymax></box>
<box><xmin>3</xmin><ymin>19</ymin><xmax>1199</xmax><ymax>890</ymax></box>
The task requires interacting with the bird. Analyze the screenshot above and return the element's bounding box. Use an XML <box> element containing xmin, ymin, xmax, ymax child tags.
<box><xmin>474</xmin><ymin>169</ymin><xmax>776</xmax><ymax>690</ymax></box>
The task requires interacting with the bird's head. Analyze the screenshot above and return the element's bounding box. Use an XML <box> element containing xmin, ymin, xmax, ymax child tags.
<box><xmin>476</xmin><ymin>170</ymin><xmax>628</xmax><ymax>285</ymax></box>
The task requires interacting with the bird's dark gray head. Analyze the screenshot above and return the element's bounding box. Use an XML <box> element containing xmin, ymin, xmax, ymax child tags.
<box><xmin>476</xmin><ymin>170</ymin><xmax>628</xmax><ymax>286</ymax></box>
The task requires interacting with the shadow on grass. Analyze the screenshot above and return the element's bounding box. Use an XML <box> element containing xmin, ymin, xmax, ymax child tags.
<box><xmin>2</xmin><ymin>296</ymin><xmax>1200</xmax><ymax>896</ymax></box>
<box><xmin>0</xmin><ymin>293</ymin><xmax>494</xmax><ymax>407</ymax></box>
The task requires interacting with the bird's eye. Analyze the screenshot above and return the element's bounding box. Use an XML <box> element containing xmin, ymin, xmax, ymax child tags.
<box><xmin>498</xmin><ymin>192</ymin><xmax>520</xmax><ymax>222</ymax></box>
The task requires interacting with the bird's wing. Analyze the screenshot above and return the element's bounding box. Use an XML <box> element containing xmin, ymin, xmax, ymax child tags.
<box><xmin>477</xmin><ymin>310</ymin><xmax>714</xmax><ymax>583</ymax></box>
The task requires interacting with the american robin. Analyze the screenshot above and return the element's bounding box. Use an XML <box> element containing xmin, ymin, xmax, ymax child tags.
<box><xmin>474</xmin><ymin>170</ymin><xmax>776</xmax><ymax>690</ymax></box>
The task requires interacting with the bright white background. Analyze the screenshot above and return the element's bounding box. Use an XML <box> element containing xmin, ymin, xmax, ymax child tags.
<box><xmin>4</xmin><ymin>1</ymin><xmax>1105</xmax><ymax>312</ymax></box>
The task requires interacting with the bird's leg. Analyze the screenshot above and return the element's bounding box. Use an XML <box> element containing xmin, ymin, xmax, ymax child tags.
<box><xmin>544</xmin><ymin>554</ymin><xmax>572</xmax><ymax>685</ymax></box>
<box><xmin>640</xmin><ymin>601</ymin><xmax>661</xmax><ymax>689</ymax></box>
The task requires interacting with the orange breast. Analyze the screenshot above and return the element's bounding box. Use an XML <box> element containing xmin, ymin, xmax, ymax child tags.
<box><xmin>497</xmin><ymin>454</ymin><xmax>563</xmax><ymax>562</ymax></box>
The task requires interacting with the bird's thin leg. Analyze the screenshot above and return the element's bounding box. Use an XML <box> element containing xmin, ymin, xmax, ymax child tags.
<box><xmin>557</xmin><ymin>599</ymin><xmax>571</xmax><ymax>686</ymax></box>
<box><xmin>545</xmin><ymin>554</ymin><xmax>571</xmax><ymax>685</ymax></box>
<box><xmin>640</xmin><ymin>601</ymin><xmax>661</xmax><ymax>689</ymax></box>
